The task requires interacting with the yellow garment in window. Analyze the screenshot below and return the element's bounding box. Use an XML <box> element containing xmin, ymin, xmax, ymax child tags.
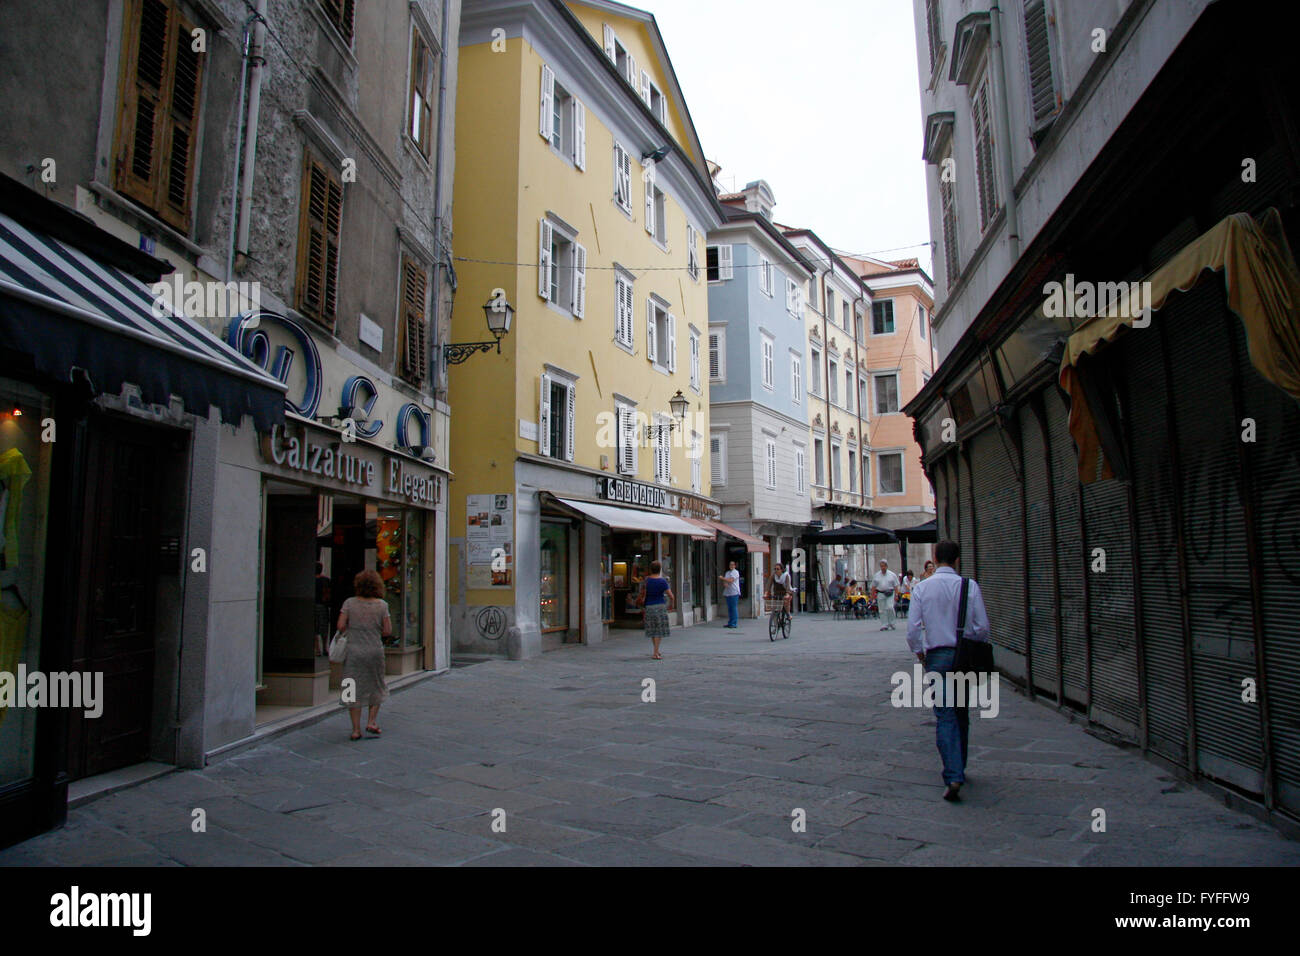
<box><xmin>0</xmin><ymin>447</ymin><xmax>32</xmax><ymax>568</ymax></box>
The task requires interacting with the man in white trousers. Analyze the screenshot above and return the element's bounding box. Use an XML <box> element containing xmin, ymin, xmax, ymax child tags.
<box><xmin>871</xmin><ymin>559</ymin><xmax>901</xmax><ymax>630</ymax></box>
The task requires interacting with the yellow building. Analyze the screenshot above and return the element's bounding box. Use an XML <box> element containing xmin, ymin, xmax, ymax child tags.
<box><xmin>450</xmin><ymin>0</ymin><xmax>724</xmax><ymax>656</ymax></box>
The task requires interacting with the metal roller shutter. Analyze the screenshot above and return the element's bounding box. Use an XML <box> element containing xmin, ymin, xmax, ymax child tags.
<box><xmin>1022</xmin><ymin>403</ymin><xmax>1056</xmax><ymax>696</ymax></box>
<box><xmin>970</xmin><ymin>423</ymin><xmax>1026</xmax><ymax>654</ymax></box>
<box><xmin>1082</xmin><ymin>476</ymin><xmax>1140</xmax><ymax>738</ymax></box>
<box><xmin>1118</xmin><ymin>328</ymin><xmax>1188</xmax><ymax>767</ymax></box>
<box><xmin>958</xmin><ymin>450</ymin><xmax>975</xmax><ymax>570</ymax></box>
<box><xmin>1228</xmin><ymin>289</ymin><xmax>1300</xmax><ymax>815</ymax></box>
<box><xmin>1167</xmin><ymin>283</ymin><xmax>1263</xmax><ymax>794</ymax></box>
<box><xmin>1046</xmin><ymin>387</ymin><xmax>1087</xmax><ymax>707</ymax></box>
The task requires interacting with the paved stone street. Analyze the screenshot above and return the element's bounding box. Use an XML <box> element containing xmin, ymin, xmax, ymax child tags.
<box><xmin>3</xmin><ymin>613</ymin><xmax>1297</xmax><ymax>866</ymax></box>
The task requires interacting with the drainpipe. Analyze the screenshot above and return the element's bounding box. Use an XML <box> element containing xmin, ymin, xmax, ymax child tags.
<box><xmin>820</xmin><ymin>260</ymin><xmax>836</xmax><ymax>571</ymax></box>
<box><xmin>431</xmin><ymin>0</ymin><xmax>452</xmax><ymax>396</ymax></box>
<box><xmin>235</xmin><ymin>0</ymin><xmax>268</xmax><ymax>269</ymax></box>
<box><xmin>225</xmin><ymin>8</ymin><xmax>264</xmax><ymax>283</ymax></box>
<box><xmin>852</xmin><ymin>287</ymin><xmax>868</xmax><ymax>514</ymax></box>
<box><xmin>989</xmin><ymin>2</ymin><xmax>1020</xmax><ymax>259</ymax></box>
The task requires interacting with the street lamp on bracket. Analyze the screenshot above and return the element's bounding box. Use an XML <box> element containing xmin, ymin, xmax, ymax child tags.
<box><xmin>642</xmin><ymin>390</ymin><xmax>691</xmax><ymax>440</ymax></box>
<box><xmin>443</xmin><ymin>294</ymin><xmax>514</xmax><ymax>365</ymax></box>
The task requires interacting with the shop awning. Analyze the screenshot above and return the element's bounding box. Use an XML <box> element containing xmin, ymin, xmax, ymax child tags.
<box><xmin>549</xmin><ymin>496</ymin><xmax>705</xmax><ymax>537</ymax></box>
<box><xmin>704</xmin><ymin>519</ymin><xmax>769</xmax><ymax>554</ymax></box>
<box><xmin>895</xmin><ymin>518</ymin><xmax>938</xmax><ymax>543</ymax></box>
<box><xmin>1059</xmin><ymin>208</ymin><xmax>1300</xmax><ymax>483</ymax></box>
<box><xmin>679</xmin><ymin>517</ymin><xmax>719</xmax><ymax>541</ymax></box>
<box><xmin>805</xmin><ymin>522</ymin><xmax>898</xmax><ymax>545</ymax></box>
<box><xmin>0</xmin><ymin>209</ymin><xmax>286</xmax><ymax>430</ymax></box>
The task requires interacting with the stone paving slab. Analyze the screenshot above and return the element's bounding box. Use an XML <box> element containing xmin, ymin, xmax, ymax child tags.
<box><xmin>2</xmin><ymin>613</ymin><xmax>1298</xmax><ymax>866</ymax></box>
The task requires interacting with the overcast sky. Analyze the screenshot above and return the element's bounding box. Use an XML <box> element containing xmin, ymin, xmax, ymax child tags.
<box><xmin>646</xmin><ymin>0</ymin><xmax>933</xmax><ymax>272</ymax></box>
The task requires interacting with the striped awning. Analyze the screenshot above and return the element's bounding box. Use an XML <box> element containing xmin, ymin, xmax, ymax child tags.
<box><xmin>0</xmin><ymin>210</ymin><xmax>286</xmax><ymax>430</ymax></box>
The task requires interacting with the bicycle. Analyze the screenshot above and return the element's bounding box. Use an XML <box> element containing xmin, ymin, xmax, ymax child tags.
<box><xmin>765</xmin><ymin>597</ymin><xmax>791</xmax><ymax>641</ymax></box>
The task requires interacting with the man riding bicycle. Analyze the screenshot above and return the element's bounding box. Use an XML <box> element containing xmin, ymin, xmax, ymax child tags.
<box><xmin>766</xmin><ymin>563</ymin><xmax>793</xmax><ymax>614</ymax></box>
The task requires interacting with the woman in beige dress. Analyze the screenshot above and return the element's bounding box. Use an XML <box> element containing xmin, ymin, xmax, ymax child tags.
<box><xmin>337</xmin><ymin>569</ymin><xmax>391</xmax><ymax>740</ymax></box>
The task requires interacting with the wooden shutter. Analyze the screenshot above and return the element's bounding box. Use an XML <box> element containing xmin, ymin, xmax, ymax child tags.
<box><xmin>538</xmin><ymin>218</ymin><xmax>553</xmax><ymax>299</ymax></box>
<box><xmin>573</xmin><ymin>96</ymin><xmax>586</xmax><ymax>169</ymax></box>
<box><xmin>972</xmin><ymin>75</ymin><xmax>998</xmax><ymax>230</ymax></box>
<box><xmin>710</xmin><ymin>436</ymin><xmax>723</xmax><ymax>485</ymax></box>
<box><xmin>796</xmin><ymin>450</ymin><xmax>805</xmax><ymax>495</ymax></box>
<box><xmin>641</xmin><ymin>70</ymin><xmax>651</xmax><ymax>105</ymax></box>
<box><xmin>115</xmin><ymin>0</ymin><xmax>204</xmax><ymax>230</ymax></box>
<box><xmin>644</xmin><ymin>179</ymin><xmax>655</xmax><ymax>235</ymax></box>
<box><xmin>618</xmin><ymin>405</ymin><xmax>636</xmax><ymax>474</ymax></box>
<box><xmin>603</xmin><ymin>24</ymin><xmax>616</xmax><ymax>62</ymax></box>
<box><xmin>767</xmin><ymin>441</ymin><xmax>777</xmax><ymax>488</ymax></box>
<box><xmin>1024</xmin><ymin>0</ymin><xmax>1060</xmax><ymax>126</ymax></box>
<box><xmin>297</xmin><ymin>155</ymin><xmax>343</xmax><ymax>327</ymax></box>
<box><xmin>538</xmin><ymin>373</ymin><xmax>552</xmax><ymax>457</ymax></box>
<box><xmin>401</xmin><ymin>257</ymin><xmax>429</xmax><ymax>384</ymax></box>
<box><xmin>646</xmin><ymin>300</ymin><xmax>657</xmax><ymax>363</ymax></box>
<box><xmin>940</xmin><ymin>155</ymin><xmax>960</xmax><ymax>285</ymax></box>
<box><xmin>539</xmin><ymin>64</ymin><xmax>554</xmax><ymax>141</ymax></box>
<box><xmin>925</xmin><ymin>0</ymin><xmax>942</xmax><ymax>71</ymax></box>
<box><xmin>572</xmin><ymin>242</ymin><xmax>586</xmax><ymax>317</ymax></box>
<box><xmin>565</xmin><ymin>383</ymin><xmax>576</xmax><ymax>461</ymax></box>
<box><xmin>627</xmin><ymin>53</ymin><xmax>638</xmax><ymax>87</ymax></box>
<box><xmin>667</xmin><ymin>314</ymin><xmax>677</xmax><ymax>372</ymax></box>
<box><xmin>708</xmin><ymin>332</ymin><xmax>720</xmax><ymax>379</ymax></box>
<box><xmin>321</xmin><ymin>0</ymin><xmax>355</xmax><ymax>45</ymax></box>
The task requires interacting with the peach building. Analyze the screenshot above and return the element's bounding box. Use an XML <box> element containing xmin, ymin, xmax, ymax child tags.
<box><xmin>840</xmin><ymin>254</ymin><xmax>937</xmax><ymax>570</ymax></box>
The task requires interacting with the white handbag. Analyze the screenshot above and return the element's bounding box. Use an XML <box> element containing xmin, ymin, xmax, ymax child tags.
<box><xmin>327</xmin><ymin>630</ymin><xmax>348</xmax><ymax>663</ymax></box>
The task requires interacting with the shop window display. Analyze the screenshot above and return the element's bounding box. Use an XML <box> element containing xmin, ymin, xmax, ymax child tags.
<box><xmin>540</xmin><ymin>521</ymin><xmax>568</xmax><ymax>631</ymax></box>
<box><xmin>0</xmin><ymin>381</ymin><xmax>51</xmax><ymax>789</ymax></box>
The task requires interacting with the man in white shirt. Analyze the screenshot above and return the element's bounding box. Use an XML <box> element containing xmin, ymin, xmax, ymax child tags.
<box><xmin>719</xmin><ymin>561</ymin><xmax>741</xmax><ymax>628</ymax></box>
<box><xmin>906</xmin><ymin>539</ymin><xmax>991</xmax><ymax>801</ymax></box>
<box><xmin>871</xmin><ymin>560</ymin><xmax>901</xmax><ymax>631</ymax></box>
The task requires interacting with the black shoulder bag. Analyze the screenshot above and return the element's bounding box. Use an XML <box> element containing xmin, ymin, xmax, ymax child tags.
<box><xmin>952</xmin><ymin>578</ymin><xmax>995</xmax><ymax>675</ymax></box>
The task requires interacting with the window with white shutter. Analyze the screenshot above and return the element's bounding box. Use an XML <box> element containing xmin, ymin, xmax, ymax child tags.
<box><xmin>538</xmin><ymin>373</ymin><xmax>552</xmax><ymax>457</ymax></box>
<box><xmin>539</xmin><ymin>64</ymin><xmax>554</xmax><ymax>142</ymax></box>
<box><xmin>759</xmin><ymin>258</ymin><xmax>773</xmax><ymax>296</ymax></box>
<box><xmin>706</xmin><ymin>245</ymin><xmax>733</xmax><ymax>281</ymax></box>
<box><xmin>644</xmin><ymin>177</ymin><xmax>656</xmax><ymax>236</ymax></box>
<box><xmin>786</xmin><ymin>277</ymin><xmax>797</xmax><ymax>314</ymax></box>
<box><xmin>690</xmin><ymin>432</ymin><xmax>701</xmax><ymax>493</ymax></box>
<box><xmin>810</xmin><ymin>347</ymin><xmax>822</xmax><ymax>395</ymax></box>
<box><xmin>538</xmin><ymin>218</ymin><xmax>553</xmax><ymax>299</ymax></box>
<box><xmin>614</xmin><ymin>143</ymin><xmax>632</xmax><ymax>212</ymax></box>
<box><xmin>571</xmin><ymin>243</ymin><xmax>586</xmax><ymax>317</ymax></box>
<box><xmin>829</xmin><ymin>357</ymin><xmax>839</xmax><ymax>404</ymax></box>
<box><xmin>708</xmin><ymin>329</ymin><xmax>724</xmax><ymax>382</ymax></box>
<box><xmin>761</xmin><ymin>333</ymin><xmax>774</xmax><ymax>390</ymax></box>
<box><xmin>603</xmin><ymin>24</ymin><xmax>616</xmax><ymax>62</ymax></box>
<box><xmin>690</xmin><ymin>331</ymin><xmax>701</xmax><ymax>390</ymax></box>
<box><xmin>655</xmin><ymin>416</ymin><xmax>671</xmax><ymax>484</ymax></box>
<box><xmin>687</xmin><ymin>224</ymin><xmax>700</xmax><ymax>280</ymax></box>
<box><xmin>646</xmin><ymin>299</ymin><xmax>657</xmax><ymax>363</ymax></box>
<box><xmin>791</xmin><ymin>354</ymin><xmax>801</xmax><ymax>404</ymax></box>
<box><xmin>795</xmin><ymin>448</ymin><xmax>806</xmax><ymax>496</ymax></box>
<box><xmin>765</xmin><ymin>439</ymin><xmax>777</xmax><ymax>490</ymax></box>
<box><xmin>925</xmin><ymin>0</ymin><xmax>943</xmax><ymax>74</ymax></box>
<box><xmin>564</xmin><ymin>382</ymin><xmax>576</xmax><ymax>462</ymax></box>
<box><xmin>614</xmin><ymin>273</ymin><xmax>634</xmax><ymax>347</ymax></box>
<box><xmin>641</xmin><ymin>70</ymin><xmax>651</xmax><ymax>106</ymax></box>
<box><xmin>710</xmin><ymin>432</ymin><xmax>726</xmax><ymax>486</ymax></box>
<box><xmin>617</xmin><ymin>402</ymin><xmax>638</xmax><ymax>475</ymax></box>
<box><xmin>573</xmin><ymin>97</ymin><xmax>586</xmax><ymax>169</ymax></box>
<box><xmin>667</xmin><ymin>313</ymin><xmax>677</xmax><ymax>372</ymax></box>
<box><xmin>972</xmin><ymin>71</ymin><xmax>999</xmax><ymax>232</ymax></box>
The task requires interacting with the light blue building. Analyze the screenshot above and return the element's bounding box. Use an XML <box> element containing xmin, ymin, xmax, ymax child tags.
<box><xmin>706</xmin><ymin>181</ymin><xmax>815</xmax><ymax>612</ymax></box>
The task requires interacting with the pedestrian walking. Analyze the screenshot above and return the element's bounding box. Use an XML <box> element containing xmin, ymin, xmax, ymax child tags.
<box><xmin>719</xmin><ymin>560</ymin><xmax>741</xmax><ymax>628</ymax></box>
<box><xmin>336</xmin><ymin>569</ymin><xmax>391</xmax><ymax>741</ymax></box>
<box><xmin>638</xmin><ymin>561</ymin><xmax>675</xmax><ymax>659</ymax></box>
<box><xmin>905</xmin><ymin>540</ymin><xmax>991</xmax><ymax>801</ymax></box>
<box><xmin>872</xmin><ymin>560</ymin><xmax>901</xmax><ymax>630</ymax></box>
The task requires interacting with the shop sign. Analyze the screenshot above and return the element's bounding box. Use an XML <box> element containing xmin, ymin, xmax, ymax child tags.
<box><xmin>262</xmin><ymin>423</ymin><xmax>441</xmax><ymax>507</ymax></box>
<box><xmin>388</xmin><ymin>458</ymin><xmax>440</xmax><ymax>505</ymax></box>
<box><xmin>265</xmin><ymin>423</ymin><xmax>376</xmax><ymax>489</ymax></box>
<box><xmin>599</xmin><ymin>477</ymin><xmax>668</xmax><ymax>510</ymax></box>
<box><xmin>677</xmin><ymin>493</ymin><xmax>720</xmax><ymax>521</ymax></box>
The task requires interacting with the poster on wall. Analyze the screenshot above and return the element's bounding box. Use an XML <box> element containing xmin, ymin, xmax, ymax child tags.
<box><xmin>466</xmin><ymin>493</ymin><xmax>512</xmax><ymax>587</ymax></box>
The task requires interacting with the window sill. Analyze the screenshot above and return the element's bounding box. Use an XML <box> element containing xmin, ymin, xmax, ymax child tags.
<box><xmin>402</xmin><ymin>134</ymin><xmax>434</xmax><ymax>175</ymax></box>
<box><xmin>614</xmin><ymin>339</ymin><xmax>636</xmax><ymax>357</ymax></box>
<box><xmin>86</xmin><ymin>180</ymin><xmax>205</xmax><ymax>261</ymax></box>
<box><xmin>613</xmin><ymin>200</ymin><xmax>634</xmax><ymax>221</ymax></box>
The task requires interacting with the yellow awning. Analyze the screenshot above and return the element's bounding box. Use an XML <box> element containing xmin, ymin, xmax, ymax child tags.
<box><xmin>1059</xmin><ymin>208</ymin><xmax>1300</xmax><ymax>483</ymax></box>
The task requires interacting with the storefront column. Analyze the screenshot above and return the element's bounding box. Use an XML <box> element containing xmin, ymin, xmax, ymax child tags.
<box><xmin>582</xmin><ymin>519</ymin><xmax>603</xmax><ymax>645</ymax></box>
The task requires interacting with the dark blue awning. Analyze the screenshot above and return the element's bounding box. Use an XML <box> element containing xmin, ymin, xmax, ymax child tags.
<box><xmin>0</xmin><ymin>211</ymin><xmax>286</xmax><ymax>430</ymax></box>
